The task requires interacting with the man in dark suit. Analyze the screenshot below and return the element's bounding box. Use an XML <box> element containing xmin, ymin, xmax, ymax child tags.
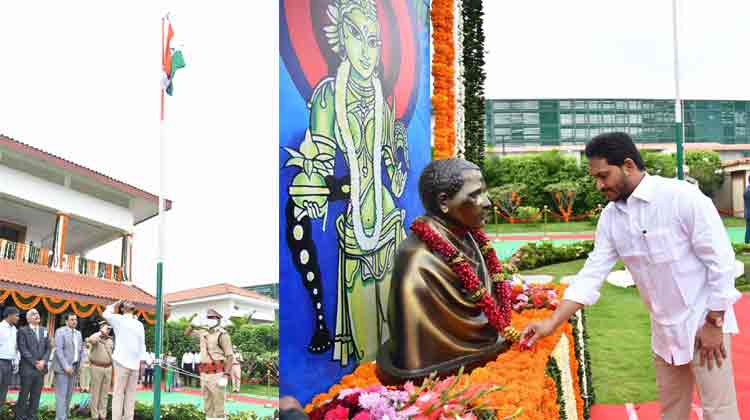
<box><xmin>15</xmin><ymin>308</ymin><xmax>50</xmax><ymax>420</ymax></box>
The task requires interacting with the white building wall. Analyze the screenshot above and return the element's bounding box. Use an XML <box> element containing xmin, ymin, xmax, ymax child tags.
<box><xmin>0</xmin><ymin>165</ymin><xmax>134</xmax><ymax>232</ymax></box>
<box><xmin>168</xmin><ymin>295</ymin><xmax>277</xmax><ymax>326</ymax></box>
<box><xmin>169</xmin><ymin>299</ymin><xmax>234</xmax><ymax>326</ymax></box>
<box><xmin>228</xmin><ymin>298</ymin><xmax>276</xmax><ymax>322</ymax></box>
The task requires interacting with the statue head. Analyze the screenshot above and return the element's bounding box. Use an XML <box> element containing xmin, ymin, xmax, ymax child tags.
<box><xmin>325</xmin><ymin>0</ymin><xmax>381</xmax><ymax>81</ymax></box>
<box><xmin>418</xmin><ymin>159</ymin><xmax>491</xmax><ymax>229</ymax></box>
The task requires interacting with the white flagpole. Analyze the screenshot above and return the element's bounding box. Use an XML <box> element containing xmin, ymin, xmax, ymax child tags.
<box><xmin>153</xmin><ymin>14</ymin><xmax>167</xmax><ymax>420</ymax></box>
<box><xmin>672</xmin><ymin>0</ymin><xmax>685</xmax><ymax>180</ymax></box>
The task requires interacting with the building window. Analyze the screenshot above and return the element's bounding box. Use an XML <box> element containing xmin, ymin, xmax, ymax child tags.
<box><xmin>494</xmin><ymin>113</ymin><xmax>511</xmax><ymax>125</ymax></box>
<box><xmin>523</xmin><ymin>113</ymin><xmax>539</xmax><ymax>124</ymax></box>
<box><xmin>0</xmin><ymin>221</ymin><xmax>26</xmax><ymax>243</ymax></box>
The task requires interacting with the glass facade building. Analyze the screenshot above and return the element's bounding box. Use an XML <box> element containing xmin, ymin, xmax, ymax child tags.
<box><xmin>485</xmin><ymin>99</ymin><xmax>750</xmax><ymax>148</ymax></box>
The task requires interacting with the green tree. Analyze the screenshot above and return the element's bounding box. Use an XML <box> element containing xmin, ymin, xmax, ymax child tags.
<box><xmin>686</xmin><ymin>150</ymin><xmax>724</xmax><ymax>197</ymax></box>
<box><xmin>483</xmin><ymin>151</ymin><xmax>592</xmax><ymax>214</ymax></box>
<box><xmin>642</xmin><ymin>151</ymin><xmax>677</xmax><ymax>178</ymax></box>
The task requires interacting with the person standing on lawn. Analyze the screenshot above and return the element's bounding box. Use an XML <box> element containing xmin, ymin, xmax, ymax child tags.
<box><xmin>86</xmin><ymin>320</ymin><xmax>114</xmax><ymax>420</ymax></box>
<box><xmin>523</xmin><ymin>132</ymin><xmax>741</xmax><ymax>420</ymax></box>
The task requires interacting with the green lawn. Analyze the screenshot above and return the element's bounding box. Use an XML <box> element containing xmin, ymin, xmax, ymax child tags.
<box><xmin>521</xmin><ymin>259</ymin><xmax>655</xmax><ymax>404</ymax></box>
<box><xmin>522</xmin><ymin>255</ymin><xmax>750</xmax><ymax>403</ymax></box>
<box><xmin>585</xmin><ymin>283</ymin><xmax>656</xmax><ymax>404</ymax></box>
<box><xmin>179</xmin><ymin>383</ymin><xmax>279</xmax><ymax>399</ymax></box>
<box><xmin>487</xmin><ymin>216</ymin><xmax>746</xmax><ymax>236</ymax></box>
<box><xmin>486</xmin><ymin>220</ymin><xmax>595</xmax><ymax>235</ymax></box>
<box><xmin>240</xmin><ymin>384</ymin><xmax>279</xmax><ymax>398</ymax></box>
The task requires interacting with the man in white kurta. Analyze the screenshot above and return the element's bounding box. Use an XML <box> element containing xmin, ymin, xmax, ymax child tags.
<box><xmin>103</xmin><ymin>301</ymin><xmax>147</xmax><ymax>420</ymax></box>
<box><xmin>523</xmin><ymin>132</ymin><xmax>741</xmax><ymax>420</ymax></box>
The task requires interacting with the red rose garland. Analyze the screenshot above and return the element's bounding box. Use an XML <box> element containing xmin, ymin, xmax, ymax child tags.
<box><xmin>411</xmin><ymin>219</ymin><xmax>513</xmax><ymax>334</ymax></box>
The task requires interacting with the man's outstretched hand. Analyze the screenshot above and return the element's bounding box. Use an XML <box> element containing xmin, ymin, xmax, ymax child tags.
<box><xmin>519</xmin><ymin>299</ymin><xmax>583</xmax><ymax>349</ymax></box>
<box><xmin>520</xmin><ymin>318</ymin><xmax>557</xmax><ymax>349</ymax></box>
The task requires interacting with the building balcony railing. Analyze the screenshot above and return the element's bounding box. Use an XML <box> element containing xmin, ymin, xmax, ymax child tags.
<box><xmin>0</xmin><ymin>238</ymin><xmax>126</xmax><ymax>282</ymax></box>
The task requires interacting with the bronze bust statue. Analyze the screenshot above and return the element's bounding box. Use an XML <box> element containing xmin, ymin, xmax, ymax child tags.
<box><xmin>376</xmin><ymin>159</ymin><xmax>511</xmax><ymax>385</ymax></box>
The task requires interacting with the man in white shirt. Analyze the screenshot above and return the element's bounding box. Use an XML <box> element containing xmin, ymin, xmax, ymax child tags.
<box><xmin>0</xmin><ymin>307</ymin><xmax>19</xmax><ymax>406</ymax></box>
<box><xmin>523</xmin><ymin>132</ymin><xmax>741</xmax><ymax>420</ymax></box>
<box><xmin>103</xmin><ymin>300</ymin><xmax>146</xmax><ymax>420</ymax></box>
<box><xmin>143</xmin><ymin>351</ymin><xmax>154</xmax><ymax>388</ymax></box>
<box><xmin>181</xmin><ymin>351</ymin><xmax>194</xmax><ymax>388</ymax></box>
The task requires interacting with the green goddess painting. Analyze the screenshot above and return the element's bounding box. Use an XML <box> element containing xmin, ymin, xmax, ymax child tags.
<box><xmin>285</xmin><ymin>0</ymin><xmax>409</xmax><ymax>366</ymax></box>
<box><xmin>279</xmin><ymin>0</ymin><xmax>430</xmax><ymax>402</ymax></box>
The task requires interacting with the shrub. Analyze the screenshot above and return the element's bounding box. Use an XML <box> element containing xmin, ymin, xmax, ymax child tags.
<box><xmin>544</xmin><ymin>181</ymin><xmax>579</xmax><ymax>222</ymax></box>
<box><xmin>642</xmin><ymin>150</ymin><xmax>677</xmax><ymax>178</ymax></box>
<box><xmin>488</xmin><ymin>183</ymin><xmax>526</xmax><ymax>219</ymax></box>
<box><xmin>510</xmin><ymin>241</ymin><xmax>595</xmax><ymax>270</ymax></box>
<box><xmin>686</xmin><ymin>150</ymin><xmax>723</xmax><ymax>197</ymax></box>
<box><xmin>516</xmin><ymin>206</ymin><xmax>541</xmax><ymax>221</ymax></box>
<box><xmin>0</xmin><ymin>401</ymin><xmax>273</xmax><ymax>420</ymax></box>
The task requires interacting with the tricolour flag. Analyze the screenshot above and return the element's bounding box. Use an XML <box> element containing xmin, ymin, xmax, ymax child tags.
<box><xmin>162</xmin><ymin>17</ymin><xmax>185</xmax><ymax>96</ymax></box>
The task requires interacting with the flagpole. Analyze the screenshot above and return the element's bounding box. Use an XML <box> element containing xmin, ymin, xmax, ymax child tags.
<box><xmin>153</xmin><ymin>14</ymin><xmax>166</xmax><ymax>420</ymax></box>
<box><xmin>672</xmin><ymin>0</ymin><xmax>684</xmax><ymax>180</ymax></box>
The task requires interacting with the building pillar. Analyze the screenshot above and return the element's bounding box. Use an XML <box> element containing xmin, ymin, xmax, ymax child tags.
<box><xmin>51</xmin><ymin>213</ymin><xmax>69</xmax><ymax>270</ymax></box>
<box><xmin>120</xmin><ymin>233</ymin><xmax>133</xmax><ymax>281</ymax></box>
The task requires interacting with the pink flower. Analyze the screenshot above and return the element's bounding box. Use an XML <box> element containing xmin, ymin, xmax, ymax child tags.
<box><xmin>547</xmin><ymin>290</ymin><xmax>557</xmax><ymax>300</ymax></box>
<box><xmin>516</xmin><ymin>294</ymin><xmax>529</xmax><ymax>303</ymax></box>
<box><xmin>338</xmin><ymin>388</ymin><xmax>361</xmax><ymax>399</ymax></box>
<box><xmin>324</xmin><ymin>405</ymin><xmax>349</xmax><ymax>420</ymax></box>
<box><xmin>417</xmin><ymin>391</ymin><xmax>438</xmax><ymax>405</ymax></box>
<box><xmin>352</xmin><ymin>411</ymin><xmax>371</xmax><ymax>420</ymax></box>
<box><xmin>441</xmin><ymin>403</ymin><xmax>463</xmax><ymax>416</ymax></box>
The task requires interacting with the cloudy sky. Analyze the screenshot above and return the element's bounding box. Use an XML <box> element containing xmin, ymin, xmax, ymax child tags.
<box><xmin>484</xmin><ymin>0</ymin><xmax>750</xmax><ymax>100</ymax></box>
<box><xmin>0</xmin><ymin>1</ymin><xmax>747</xmax><ymax>295</ymax></box>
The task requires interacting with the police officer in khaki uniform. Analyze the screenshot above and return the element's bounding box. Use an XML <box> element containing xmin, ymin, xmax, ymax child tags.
<box><xmin>86</xmin><ymin>320</ymin><xmax>114</xmax><ymax>420</ymax></box>
<box><xmin>185</xmin><ymin>309</ymin><xmax>233</xmax><ymax>420</ymax></box>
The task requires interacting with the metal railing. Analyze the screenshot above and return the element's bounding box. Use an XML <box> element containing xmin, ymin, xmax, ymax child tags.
<box><xmin>0</xmin><ymin>238</ymin><xmax>125</xmax><ymax>281</ymax></box>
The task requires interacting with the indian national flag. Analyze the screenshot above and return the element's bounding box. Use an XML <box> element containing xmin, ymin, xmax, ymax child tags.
<box><xmin>162</xmin><ymin>17</ymin><xmax>185</xmax><ymax>96</ymax></box>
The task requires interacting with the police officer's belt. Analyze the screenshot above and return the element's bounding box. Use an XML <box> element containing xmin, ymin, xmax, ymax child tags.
<box><xmin>90</xmin><ymin>361</ymin><xmax>112</xmax><ymax>368</ymax></box>
<box><xmin>198</xmin><ymin>361</ymin><xmax>224</xmax><ymax>374</ymax></box>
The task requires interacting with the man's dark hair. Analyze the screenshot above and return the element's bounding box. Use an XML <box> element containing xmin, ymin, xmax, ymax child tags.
<box><xmin>585</xmin><ymin>132</ymin><xmax>645</xmax><ymax>170</ymax></box>
<box><xmin>3</xmin><ymin>307</ymin><xmax>18</xmax><ymax>319</ymax></box>
<box><xmin>65</xmin><ymin>312</ymin><xmax>77</xmax><ymax>321</ymax></box>
<box><xmin>418</xmin><ymin>158</ymin><xmax>480</xmax><ymax>215</ymax></box>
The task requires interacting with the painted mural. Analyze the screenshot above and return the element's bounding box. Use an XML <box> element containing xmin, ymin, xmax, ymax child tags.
<box><xmin>279</xmin><ymin>0</ymin><xmax>432</xmax><ymax>403</ymax></box>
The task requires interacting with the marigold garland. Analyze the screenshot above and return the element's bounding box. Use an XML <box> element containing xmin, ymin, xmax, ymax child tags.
<box><xmin>305</xmin><ymin>285</ymin><xmax>588</xmax><ymax>420</ymax></box>
<box><xmin>11</xmin><ymin>292</ymin><xmax>42</xmax><ymax>311</ymax></box>
<box><xmin>432</xmin><ymin>0</ymin><xmax>456</xmax><ymax>159</ymax></box>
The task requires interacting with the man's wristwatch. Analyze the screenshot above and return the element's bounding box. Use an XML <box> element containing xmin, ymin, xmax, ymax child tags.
<box><xmin>706</xmin><ymin>311</ymin><xmax>724</xmax><ymax>328</ymax></box>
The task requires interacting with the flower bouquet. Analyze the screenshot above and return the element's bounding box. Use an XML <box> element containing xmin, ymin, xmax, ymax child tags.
<box><xmin>308</xmin><ymin>368</ymin><xmax>520</xmax><ymax>420</ymax></box>
<box><xmin>510</xmin><ymin>284</ymin><xmax>559</xmax><ymax>313</ymax></box>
